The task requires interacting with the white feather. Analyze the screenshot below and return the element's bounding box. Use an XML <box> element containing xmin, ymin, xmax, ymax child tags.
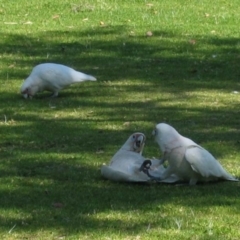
<box><xmin>20</xmin><ymin>63</ymin><xmax>96</xmax><ymax>98</ymax></box>
<box><xmin>153</xmin><ymin>123</ymin><xmax>238</xmax><ymax>185</ymax></box>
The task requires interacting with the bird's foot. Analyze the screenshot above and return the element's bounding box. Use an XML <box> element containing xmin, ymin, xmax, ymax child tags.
<box><xmin>140</xmin><ymin>159</ymin><xmax>162</xmax><ymax>181</ymax></box>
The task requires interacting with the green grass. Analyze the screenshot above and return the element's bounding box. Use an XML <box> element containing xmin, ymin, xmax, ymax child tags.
<box><xmin>0</xmin><ymin>0</ymin><xmax>240</xmax><ymax>239</ymax></box>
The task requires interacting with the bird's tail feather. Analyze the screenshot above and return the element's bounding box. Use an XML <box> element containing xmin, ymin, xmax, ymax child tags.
<box><xmin>74</xmin><ymin>71</ymin><xmax>97</xmax><ymax>82</ymax></box>
<box><xmin>82</xmin><ymin>73</ymin><xmax>97</xmax><ymax>81</ymax></box>
<box><xmin>222</xmin><ymin>170</ymin><xmax>239</xmax><ymax>181</ymax></box>
<box><xmin>224</xmin><ymin>174</ymin><xmax>239</xmax><ymax>181</ymax></box>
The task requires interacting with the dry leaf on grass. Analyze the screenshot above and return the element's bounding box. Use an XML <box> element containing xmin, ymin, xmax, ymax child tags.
<box><xmin>146</xmin><ymin>31</ymin><xmax>153</xmax><ymax>37</ymax></box>
<box><xmin>4</xmin><ymin>22</ymin><xmax>17</xmax><ymax>25</ymax></box>
<box><xmin>123</xmin><ymin>122</ymin><xmax>130</xmax><ymax>126</ymax></box>
<box><xmin>129</xmin><ymin>31</ymin><xmax>135</xmax><ymax>36</ymax></box>
<box><xmin>52</xmin><ymin>15</ymin><xmax>60</xmax><ymax>19</ymax></box>
<box><xmin>189</xmin><ymin>39</ymin><xmax>196</xmax><ymax>45</ymax></box>
<box><xmin>23</xmin><ymin>21</ymin><xmax>33</xmax><ymax>25</ymax></box>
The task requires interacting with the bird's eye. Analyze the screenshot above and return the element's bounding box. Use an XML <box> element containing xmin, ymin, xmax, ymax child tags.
<box><xmin>152</xmin><ymin>129</ymin><xmax>157</xmax><ymax>136</ymax></box>
<box><xmin>132</xmin><ymin>135</ymin><xmax>136</xmax><ymax>139</ymax></box>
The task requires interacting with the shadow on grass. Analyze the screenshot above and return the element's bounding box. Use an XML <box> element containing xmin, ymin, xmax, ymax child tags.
<box><xmin>0</xmin><ymin>156</ymin><xmax>239</xmax><ymax>235</ymax></box>
<box><xmin>1</xmin><ymin>26</ymin><xmax>240</xmax><ymax>87</ymax></box>
<box><xmin>0</xmin><ymin>26</ymin><xmax>240</xmax><ymax>236</ymax></box>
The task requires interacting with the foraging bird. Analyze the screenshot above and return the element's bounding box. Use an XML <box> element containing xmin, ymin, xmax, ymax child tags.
<box><xmin>141</xmin><ymin>123</ymin><xmax>238</xmax><ymax>185</ymax></box>
<box><xmin>101</xmin><ymin>132</ymin><xmax>178</xmax><ymax>182</ymax></box>
<box><xmin>20</xmin><ymin>63</ymin><xmax>97</xmax><ymax>98</ymax></box>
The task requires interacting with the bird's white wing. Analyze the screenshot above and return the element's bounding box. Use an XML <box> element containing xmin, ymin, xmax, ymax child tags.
<box><xmin>101</xmin><ymin>150</ymin><xmax>149</xmax><ymax>182</ymax></box>
<box><xmin>109</xmin><ymin>150</ymin><xmax>144</xmax><ymax>169</ymax></box>
<box><xmin>185</xmin><ymin>145</ymin><xmax>226</xmax><ymax>178</ymax></box>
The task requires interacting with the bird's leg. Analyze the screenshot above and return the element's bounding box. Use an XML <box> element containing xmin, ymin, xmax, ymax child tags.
<box><xmin>189</xmin><ymin>178</ymin><xmax>198</xmax><ymax>185</ymax></box>
<box><xmin>139</xmin><ymin>160</ymin><xmax>162</xmax><ymax>181</ymax></box>
<box><xmin>159</xmin><ymin>158</ymin><xmax>165</xmax><ymax>165</ymax></box>
<box><xmin>159</xmin><ymin>151</ymin><xmax>169</xmax><ymax>165</ymax></box>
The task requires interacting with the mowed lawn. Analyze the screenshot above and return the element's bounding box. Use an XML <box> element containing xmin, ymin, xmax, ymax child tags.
<box><xmin>0</xmin><ymin>0</ymin><xmax>240</xmax><ymax>239</ymax></box>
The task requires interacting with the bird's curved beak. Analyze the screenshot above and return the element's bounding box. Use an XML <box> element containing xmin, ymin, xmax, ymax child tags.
<box><xmin>21</xmin><ymin>87</ymin><xmax>33</xmax><ymax>99</ymax></box>
<box><xmin>133</xmin><ymin>134</ymin><xmax>146</xmax><ymax>154</ymax></box>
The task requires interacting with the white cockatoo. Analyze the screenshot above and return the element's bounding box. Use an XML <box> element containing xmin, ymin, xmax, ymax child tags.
<box><xmin>20</xmin><ymin>63</ymin><xmax>97</xmax><ymax>98</ymax></box>
<box><xmin>101</xmin><ymin>132</ymin><xmax>178</xmax><ymax>182</ymax></box>
<box><xmin>140</xmin><ymin>123</ymin><xmax>238</xmax><ymax>185</ymax></box>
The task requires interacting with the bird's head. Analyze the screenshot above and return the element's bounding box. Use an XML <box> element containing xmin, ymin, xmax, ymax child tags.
<box><xmin>20</xmin><ymin>80</ymin><xmax>38</xmax><ymax>99</ymax></box>
<box><xmin>21</xmin><ymin>87</ymin><xmax>32</xmax><ymax>99</ymax></box>
<box><xmin>122</xmin><ymin>132</ymin><xmax>146</xmax><ymax>154</ymax></box>
<box><xmin>152</xmin><ymin>123</ymin><xmax>180</xmax><ymax>152</ymax></box>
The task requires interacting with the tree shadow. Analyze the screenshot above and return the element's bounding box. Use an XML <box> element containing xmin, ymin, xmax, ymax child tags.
<box><xmin>0</xmin><ymin>26</ymin><xmax>240</xmax><ymax>236</ymax></box>
<box><xmin>0</xmin><ymin>156</ymin><xmax>239</xmax><ymax>236</ymax></box>
<box><xmin>1</xmin><ymin>26</ymin><xmax>240</xmax><ymax>86</ymax></box>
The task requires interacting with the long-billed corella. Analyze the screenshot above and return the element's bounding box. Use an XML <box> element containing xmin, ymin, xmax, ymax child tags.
<box><xmin>101</xmin><ymin>132</ymin><xmax>178</xmax><ymax>182</ymax></box>
<box><xmin>140</xmin><ymin>123</ymin><xmax>238</xmax><ymax>185</ymax></box>
<box><xmin>20</xmin><ymin>63</ymin><xmax>96</xmax><ymax>98</ymax></box>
